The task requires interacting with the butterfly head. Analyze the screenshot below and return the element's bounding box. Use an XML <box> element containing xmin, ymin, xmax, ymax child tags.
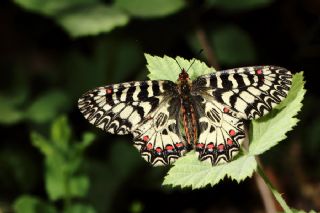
<box><xmin>178</xmin><ymin>68</ymin><xmax>189</xmax><ymax>82</ymax></box>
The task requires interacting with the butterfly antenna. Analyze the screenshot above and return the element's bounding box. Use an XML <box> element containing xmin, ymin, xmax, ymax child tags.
<box><xmin>186</xmin><ymin>49</ymin><xmax>203</xmax><ymax>72</ymax></box>
<box><xmin>174</xmin><ymin>58</ymin><xmax>183</xmax><ymax>71</ymax></box>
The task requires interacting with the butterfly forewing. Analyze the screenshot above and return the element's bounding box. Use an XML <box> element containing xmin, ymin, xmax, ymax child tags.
<box><xmin>78</xmin><ymin>80</ymin><xmax>188</xmax><ymax>166</ymax></box>
<box><xmin>192</xmin><ymin>66</ymin><xmax>292</xmax><ymax>120</ymax></box>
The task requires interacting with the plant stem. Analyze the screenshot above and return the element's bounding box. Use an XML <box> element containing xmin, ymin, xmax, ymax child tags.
<box><xmin>257</xmin><ymin>163</ymin><xmax>292</xmax><ymax>213</ymax></box>
<box><xmin>194</xmin><ymin>26</ymin><xmax>220</xmax><ymax>70</ymax></box>
<box><xmin>254</xmin><ymin>166</ymin><xmax>277</xmax><ymax>213</ymax></box>
<box><xmin>195</xmin><ymin>25</ymin><xmax>283</xmax><ymax>213</ymax></box>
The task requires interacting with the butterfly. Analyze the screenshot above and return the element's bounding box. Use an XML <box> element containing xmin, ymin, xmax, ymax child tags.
<box><xmin>78</xmin><ymin>64</ymin><xmax>292</xmax><ymax>166</ymax></box>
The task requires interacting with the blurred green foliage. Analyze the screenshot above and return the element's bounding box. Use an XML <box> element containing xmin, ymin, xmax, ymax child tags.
<box><xmin>207</xmin><ymin>0</ymin><xmax>273</xmax><ymax>11</ymax></box>
<box><xmin>13</xmin><ymin>116</ymin><xmax>96</xmax><ymax>213</ymax></box>
<box><xmin>1</xmin><ymin>0</ymin><xmax>319</xmax><ymax>212</ymax></box>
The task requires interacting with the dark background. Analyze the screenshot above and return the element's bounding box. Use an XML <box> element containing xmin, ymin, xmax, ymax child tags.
<box><xmin>1</xmin><ymin>0</ymin><xmax>320</xmax><ymax>212</ymax></box>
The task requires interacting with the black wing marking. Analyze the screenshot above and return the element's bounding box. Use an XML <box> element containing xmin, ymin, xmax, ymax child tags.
<box><xmin>192</xmin><ymin>66</ymin><xmax>292</xmax><ymax>120</ymax></box>
<box><xmin>78</xmin><ymin>80</ymin><xmax>173</xmax><ymax>135</ymax></box>
<box><xmin>78</xmin><ymin>80</ymin><xmax>187</xmax><ymax>165</ymax></box>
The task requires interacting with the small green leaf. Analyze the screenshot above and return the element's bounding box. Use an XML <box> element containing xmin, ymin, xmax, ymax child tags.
<box><xmin>51</xmin><ymin>116</ymin><xmax>71</xmax><ymax>151</ymax></box>
<box><xmin>14</xmin><ymin>195</ymin><xmax>57</xmax><ymax>213</ymax></box>
<box><xmin>145</xmin><ymin>54</ymin><xmax>215</xmax><ymax>81</ymax></box>
<box><xmin>0</xmin><ymin>101</ymin><xmax>24</xmax><ymax>124</ymax></box>
<box><xmin>163</xmin><ymin>151</ymin><xmax>256</xmax><ymax>189</ymax></box>
<box><xmin>115</xmin><ymin>0</ymin><xmax>185</xmax><ymax>18</ymax></box>
<box><xmin>14</xmin><ymin>0</ymin><xmax>99</xmax><ymax>16</ymax></box>
<box><xmin>31</xmin><ymin>132</ymin><xmax>55</xmax><ymax>156</ymax></box>
<box><xmin>31</xmin><ymin>116</ymin><xmax>92</xmax><ymax>200</ymax></box>
<box><xmin>65</xmin><ymin>204</ymin><xmax>96</xmax><ymax>213</ymax></box>
<box><xmin>211</xmin><ymin>25</ymin><xmax>256</xmax><ymax>65</ymax></box>
<box><xmin>76</xmin><ymin>132</ymin><xmax>96</xmax><ymax>151</ymax></box>
<box><xmin>56</xmin><ymin>5</ymin><xmax>129</xmax><ymax>37</ymax></box>
<box><xmin>249</xmin><ymin>72</ymin><xmax>306</xmax><ymax>155</ymax></box>
<box><xmin>46</xmin><ymin>160</ymin><xmax>89</xmax><ymax>200</ymax></box>
<box><xmin>207</xmin><ymin>0</ymin><xmax>273</xmax><ymax>11</ymax></box>
<box><xmin>26</xmin><ymin>90</ymin><xmax>70</xmax><ymax>123</ymax></box>
<box><xmin>46</xmin><ymin>157</ymin><xmax>68</xmax><ymax>201</ymax></box>
<box><xmin>69</xmin><ymin>175</ymin><xmax>90</xmax><ymax>197</ymax></box>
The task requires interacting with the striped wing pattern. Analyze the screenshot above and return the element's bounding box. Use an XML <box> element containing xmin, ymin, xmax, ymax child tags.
<box><xmin>191</xmin><ymin>66</ymin><xmax>292</xmax><ymax>164</ymax></box>
<box><xmin>78</xmin><ymin>65</ymin><xmax>292</xmax><ymax>166</ymax></box>
<box><xmin>78</xmin><ymin>80</ymin><xmax>187</xmax><ymax>166</ymax></box>
<box><xmin>193</xmin><ymin>66</ymin><xmax>292</xmax><ymax>119</ymax></box>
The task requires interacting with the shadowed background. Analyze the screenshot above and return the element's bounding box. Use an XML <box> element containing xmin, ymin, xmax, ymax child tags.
<box><xmin>0</xmin><ymin>0</ymin><xmax>320</xmax><ymax>212</ymax></box>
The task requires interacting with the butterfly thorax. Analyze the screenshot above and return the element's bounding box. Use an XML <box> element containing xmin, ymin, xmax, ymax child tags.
<box><xmin>177</xmin><ymin>69</ymin><xmax>198</xmax><ymax>147</ymax></box>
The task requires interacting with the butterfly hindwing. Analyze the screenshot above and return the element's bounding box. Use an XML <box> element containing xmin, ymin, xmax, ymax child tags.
<box><xmin>192</xmin><ymin>66</ymin><xmax>292</xmax><ymax>120</ymax></box>
<box><xmin>192</xmin><ymin>95</ymin><xmax>246</xmax><ymax>164</ymax></box>
<box><xmin>132</xmin><ymin>97</ymin><xmax>187</xmax><ymax>166</ymax></box>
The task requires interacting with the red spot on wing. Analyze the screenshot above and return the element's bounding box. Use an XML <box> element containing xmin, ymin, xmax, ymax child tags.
<box><xmin>143</xmin><ymin>135</ymin><xmax>149</xmax><ymax>142</ymax></box>
<box><xmin>256</xmin><ymin>69</ymin><xmax>263</xmax><ymax>75</ymax></box>
<box><xmin>156</xmin><ymin>147</ymin><xmax>162</xmax><ymax>153</ymax></box>
<box><xmin>207</xmin><ymin>143</ymin><xmax>214</xmax><ymax>150</ymax></box>
<box><xmin>147</xmin><ymin>143</ymin><xmax>153</xmax><ymax>150</ymax></box>
<box><xmin>227</xmin><ymin>138</ymin><xmax>233</xmax><ymax>146</ymax></box>
<box><xmin>196</xmin><ymin>143</ymin><xmax>204</xmax><ymax>149</ymax></box>
<box><xmin>229</xmin><ymin>129</ymin><xmax>236</xmax><ymax>136</ymax></box>
<box><xmin>175</xmin><ymin>142</ymin><xmax>184</xmax><ymax>149</ymax></box>
<box><xmin>165</xmin><ymin>145</ymin><xmax>174</xmax><ymax>151</ymax></box>
<box><xmin>218</xmin><ymin>144</ymin><xmax>224</xmax><ymax>151</ymax></box>
<box><xmin>223</xmin><ymin>107</ymin><xmax>229</xmax><ymax>113</ymax></box>
<box><xmin>106</xmin><ymin>88</ymin><xmax>113</xmax><ymax>94</ymax></box>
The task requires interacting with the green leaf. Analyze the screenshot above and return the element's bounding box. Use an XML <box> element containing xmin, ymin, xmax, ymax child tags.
<box><xmin>0</xmin><ymin>100</ymin><xmax>24</xmax><ymax>124</ymax></box>
<box><xmin>31</xmin><ymin>116</ymin><xmax>92</xmax><ymax>201</ymax></box>
<box><xmin>14</xmin><ymin>195</ymin><xmax>57</xmax><ymax>213</ymax></box>
<box><xmin>69</xmin><ymin>175</ymin><xmax>90</xmax><ymax>197</ymax></box>
<box><xmin>76</xmin><ymin>132</ymin><xmax>96</xmax><ymax>151</ymax></box>
<box><xmin>145</xmin><ymin>54</ymin><xmax>215</xmax><ymax>81</ymax></box>
<box><xmin>150</xmin><ymin>55</ymin><xmax>304</xmax><ymax>189</ymax></box>
<box><xmin>211</xmin><ymin>25</ymin><xmax>256</xmax><ymax>65</ymax></box>
<box><xmin>56</xmin><ymin>5</ymin><xmax>129</xmax><ymax>37</ymax></box>
<box><xmin>207</xmin><ymin>0</ymin><xmax>273</xmax><ymax>11</ymax></box>
<box><xmin>115</xmin><ymin>0</ymin><xmax>185</xmax><ymax>18</ymax></box>
<box><xmin>46</xmin><ymin>159</ymin><xmax>89</xmax><ymax>200</ymax></box>
<box><xmin>31</xmin><ymin>132</ymin><xmax>55</xmax><ymax>156</ymax></box>
<box><xmin>51</xmin><ymin>116</ymin><xmax>71</xmax><ymax>151</ymax></box>
<box><xmin>25</xmin><ymin>90</ymin><xmax>70</xmax><ymax>123</ymax></box>
<box><xmin>14</xmin><ymin>0</ymin><xmax>99</xmax><ymax>16</ymax></box>
<box><xmin>65</xmin><ymin>204</ymin><xmax>96</xmax><ymax>213</ymax></box>
<box><xmin>163</xmin><ymin>151</ymin><xmax>256</xmax><ymax>189</ymax></box>
<box><xmin>249</xmin><ymin>72</ymin><xmax>306</xmax><ymax>155</ymax></box>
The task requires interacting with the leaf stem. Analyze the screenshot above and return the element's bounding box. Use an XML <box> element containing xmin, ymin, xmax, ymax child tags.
<box><xmin>256</xmin><ymin>163</ymin><xmax>292</xmax><ymax>213</ymax></box>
